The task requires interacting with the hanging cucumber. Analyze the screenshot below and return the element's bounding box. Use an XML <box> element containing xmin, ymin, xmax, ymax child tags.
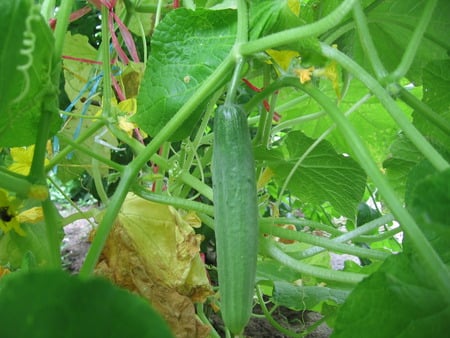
<box><xmin>212</xmin><ymin>104</ymin><xmax>259</xmax><ymax>335</ymax></box>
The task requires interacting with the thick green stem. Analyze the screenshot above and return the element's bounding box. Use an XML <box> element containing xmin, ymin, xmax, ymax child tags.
<box><xmin>352</xmin><ymin>1</ymin><xmax>387</xmax><ymax>79</ymax></box>
<box><xmin>320</xmin><ymin>44</ymin><xmax>449</xmax><ymax>172</ymax></box>
<box><xmin>41</xmin><ymin>198</ymin><xmax>62</xmax><ymax>269</ymax></box>
<box><xmin>387</xmin><ymin>0</ymin><xmax>438</xmax><ymax>82</ymax></box>
<box><xmin>100</xmin><ymin>5</ymin><xmax>113</xmax><ymax>118</ymax></box>
<box><xmin>238</xmin><ymin>0</ymin><xmax>356</xmax><ymax>56</ymax></box>
<box><xmin>0</xmin><ymin>169</ymin><xmax>32</xmax><ymax>197</ymax></box>
<box><xmin>29</xmin><ymin>104</ymin><xmax>55</xmax><ymax>184</ymax></box>
<box><xmin>133</xmin><ymin>186</ymin><xmax>214</xmax><ymax>215</ymax></box>
<box><xmin>398</xmin><ymin>87</ymin><xmax>450</xmax><ymax>136</ymax></box>
<box><xmin>259</xmin><ymin>220</ymin><xmax>388</xmax><ymax>261</ymax></box>
<box><xmin>299</xmin><ymin>214</ymin><xmax>395</xmax><ymax>259</ymax></box>
<box><xmin>261</xmin><ymin>237</ymin><xmax>366</xmax><ymax>285</ymax></box>
<box><xmin>288</xmin><ymin>77</ymin><xmax>450</xmax><ymax>301</ymax></box>
<box><xmin>79</xmin><ymin>54</ymin><xmax>235</xmax><ymax>276</ymax></box>
<box><xmin>178</xmin><ymin>171</ymin><xmax>213</xmax><ymax>201</ymax></box>
<box><xmin>53</xmin><ymin>0</ymin><xmax>74</xmax><ymax>59</ymax></box>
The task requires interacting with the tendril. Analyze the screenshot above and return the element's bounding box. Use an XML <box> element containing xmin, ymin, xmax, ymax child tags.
<box><xmin>13</xmin><ymin>7</ymin><xmax>40</xmax><ymax>103</ymax></box>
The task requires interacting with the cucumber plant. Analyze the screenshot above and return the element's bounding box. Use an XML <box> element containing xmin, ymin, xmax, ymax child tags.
<box><xmin>0</xmin><ymin>0</ymin><xmax>449</xmax><ymax>337</ymax></box>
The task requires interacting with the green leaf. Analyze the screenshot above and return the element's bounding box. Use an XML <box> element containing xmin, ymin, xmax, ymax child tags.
<box><xmin>266</xmin><ymin>131</ymin><xmax>366</xmax><ymax>218</ymax></box>
<box><xmin>272</xmin><ymin>281</ymin><xmax>349</xmax><ymax>312</ymax></box>
<box><xmin>412</xmin><ymin>59</ymin><xmax>450</xmax><ymax>153</ymax></box>
<box><xmin>0</xmin><ymin>270</ymin><xmax>174</xmax><ymax>338</ymax></box>
<box><xmin>0</xmin><ymin>222</ymin><xmax>54</xmax><ymax>269</ymax></box>
<box><xmin>406</xmin><ymin>168</ymin><xmax>450</xmax><ymax>263</ymax></box>
<box><xmin>332</xmin><ymin>254</ymin><xmax>450</xmax><ymax>338</ymax></box>
<box><xmin>0</xmin><ymin>0</ymin><xmax>60</xmax><ymax>146</ymax></box>
<box><xmin>332</xmin><ymin>169</ymin><xmax>450</xmax><ymax>338</ymax></box>
<box><xmin>134</xmin><ymin>8</ymin><xmax>236</xmax><ymax>141</ymax></box>
<box><xmin>383</xmin><ymin>133</ymin><xmax>424</xmax><ymax>200</ymax></box>
<box><xmin>340</xmin><ymin>0</ymin><xmax>449</xmax><ymax>83</ymax></box>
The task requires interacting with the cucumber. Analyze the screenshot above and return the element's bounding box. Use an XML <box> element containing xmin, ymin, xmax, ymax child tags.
<box><xmin>212</xmin><ymin>104</ymin><xmax>259</xmax><ymax>335</ymax></box>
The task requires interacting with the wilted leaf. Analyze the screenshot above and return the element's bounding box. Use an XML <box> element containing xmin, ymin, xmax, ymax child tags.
<box><xmin>94</xmin><ymin>193</ymin><xmax>212</xmax><ymax>338</ymax></box>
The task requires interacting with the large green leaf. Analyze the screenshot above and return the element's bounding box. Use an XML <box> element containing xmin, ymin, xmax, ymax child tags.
<box><xmin>0</xmin><ymin>0</ymin><xmax>60</xmax><ymax>146</ymax></box>
<box><xmin>134</xmin><ymin>8</ymin><xmax>236</xmax><ymax>141</ymax></box>
<box><xmin>339</xmin><ymin>0</ymin><xmax>449</xmax><ymax>83</ymax></box>
<box><xmin>0</xmin><ymin>270</ymin><xmax>174</xmax><ymax>338</ymax></box>
<box><xmin>332</xmin><ymin>169</ymin><xmax>450</xmax><ymax>338</ymax></box>
<box><xmin>262</xmin><ymin>131</ymin><xmax>366</xmax><ymax>218</ymax></box>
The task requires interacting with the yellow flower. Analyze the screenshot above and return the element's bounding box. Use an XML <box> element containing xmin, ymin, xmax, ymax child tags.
<box><xmin>0</xmin><ymin>190</ymin><xmax>43</xmax><ymax>237</ymax></box>
<box><xmin>294</xmin><ymin>66</ymin><xmax>315</xmax><ymax>84</ymax></box>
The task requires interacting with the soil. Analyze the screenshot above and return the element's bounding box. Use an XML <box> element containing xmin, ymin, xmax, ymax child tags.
<box><xmin>60</xmin><ymin>206</ymin><xmax>355</xmax><ymax>338</ymax></box>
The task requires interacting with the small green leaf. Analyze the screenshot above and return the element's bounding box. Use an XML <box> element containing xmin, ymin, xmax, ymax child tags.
<box><xmin>266</xmin><ymin>131</ymin><xmax>366</xmax><ymax>218</ymax></box>
<box><xmin>0</xmin><ymin>270</ymin><xmax>175</xmax><ymax>338</ymax></box>
<box><xmin>134</xmin><ymin>8</ymin><xmax>236</xmax><ymax>141</ymax></box>
<box><xmin>0</xmin><ymin>0</ymin><xmax>60</xmax><ymax>146</ymax></box>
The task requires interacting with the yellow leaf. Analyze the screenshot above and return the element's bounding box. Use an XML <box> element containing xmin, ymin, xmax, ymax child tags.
<box><xmin>266</xmin><ymin>49</ymin><xmax>300</xmax><ymax>71</ymax></box>
<box><xmin>8</xmin><ymin>145</ymin><xmax>50</xmax><ymax>176</ymax></box>
<box><xmin>94</xmin><ymin>193</ymin><xmax>212</xmax><ymax>338</ymax></box>
<box><xmin>288</xmin><ymin>0</ymin><xmax>300</xmax><ymax>17</ymax></box>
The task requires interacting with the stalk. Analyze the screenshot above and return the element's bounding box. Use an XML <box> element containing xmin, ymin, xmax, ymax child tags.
<box><xmin>261</xmin><ymin>237</ymin><xmax>366</xmax><ymax>285</ymax></box>
<box><xmin>239</xmin><ymin>0</ymin><xmax>356</xmax><ymax>56</ymax></box>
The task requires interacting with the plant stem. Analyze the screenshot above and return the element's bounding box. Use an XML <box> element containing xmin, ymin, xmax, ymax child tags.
<box><xmin>100</xmin><ymin>5</ymin><xmax>113</xmax><ymax>118</ymax></box>
<box><xmin>352</xmin><ymin>1</ymin><xmax>387</xmax><ymax>79</ymax></box>
<box><xmin>255</xmin><ymin>285</ymin><xmax>302</xmax><ymax>338</ymax></box>
<box><xmin>387</xmin><ymin>0</ymin><xmax>438</xmax><ymax>82</ymax></box>
<box><xmin>47</xmin><ymin>120</ymin><xmax>106</xmax><ymax>171</ymax></box>
<box><xmin>238</xmin><ymin>0</ymin><xmax>356</xmax><ymax>56</ymax></box>
<box><xmin>299</xmin><ymin>214</ymin><xmax>394</xmax><ymax>259</ymax></box>
<box><xmin>291</xmin><ymin>76</ymin><xmax>450</xmax><ymax>301</ymax></box>
<box><xmin>178</xmin><ymin>171</ymin><xmax>213</xmax><ymax>201</ymax></box>
<box><xmin>260</xmin><ymin>237</ymin><xmax>366</xmax><ymax>285</ymax></box>
<box><xmin>398</xmin><ymin>87</ymin><xmax>450</xmax><ymax>135</ymax></box>
<box><xmin>133</xmin><ymin>185</ymin><xmax>214</xmax><ymax>215</ymax></box>
<box><xmin>56</xmin><ymin>133</ymin><xmax>123</xmax><ymax>172</ymax></box>
<box><xmin>29</xmin><ymin>103</ymin><xmax>55</xmax><ymax>184</ymax></box>
<box><xmin>0</xmin><ymin>169</ymin><xmax>32</xmax><ymax>197</ymax></box>
<box><xmin>41</xmin><ymin>198</ymin><xmax>62</xmax><ymax>269</ymax></box>
<box><xmin>79</xmin><ymin>54</ymin><xmax>235</xmax><ymax>276</ymax></box>
<box><xmin>259</xmin><ymin>220</ymin><xmax>388</xmax><ymax>261</ymax></box>
<box><xmin>320</xmin><ymin>44</ymin><xmax>449</xmax><ymax>172</ymax></box>
<box><xmin>53</xmin><ymin>0</ymin><xmax>75</xmax><ymax>59</ymax></box>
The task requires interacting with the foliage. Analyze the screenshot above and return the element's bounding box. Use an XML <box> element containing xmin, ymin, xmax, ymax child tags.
<box><xmin>0</xmin><ymin>0</ymin><xmax>449</xmax><ymax>337</ymax></box>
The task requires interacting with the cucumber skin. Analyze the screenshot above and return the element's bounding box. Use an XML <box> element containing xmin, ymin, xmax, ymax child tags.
<box><xmin>212</xmin><ymin>105</ymin><xmax>259</xmax><ymax>335</ymax></box>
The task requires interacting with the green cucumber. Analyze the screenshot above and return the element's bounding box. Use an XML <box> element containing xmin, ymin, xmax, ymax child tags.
<box><xmin>212</xmin><ymin>104</ymin><xmax>259</xmax><ymax>335</ymax></box>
